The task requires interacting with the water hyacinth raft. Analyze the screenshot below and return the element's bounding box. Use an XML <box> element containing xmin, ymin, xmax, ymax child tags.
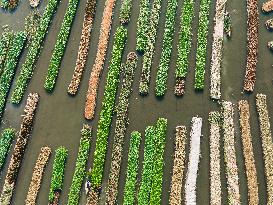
<box><xmin>238</xmin><ymin>100</ymin><xmax>259</xmax><ymax>205</ymax></box>
<box><xmin>68</xmin><ymin>125</ymin><xmax>91</xmax><ymax>205</ymax></box>
<box><xmin>67</xmin><ymin>0</ymin><xmax>97</xmax><ymax>95</ymax></box>
<box><xmin>48</xmin><ymin>146</ymin><xmax>68</xmax><ymax>205</ymax></box>
<box><xmin>139</xmin><ymin>0</ymin><xmax>163</xmax><ymax>95</ymax></box>
<box><xmin>209</xmin><ymin>112</ymin><xmax>221</xmax><ymax>205</ymax></box>
<box><xmin>169</xmin><ymin>126</ymin><xmax>187</xmax><ymax>205</ymax></box>
<box><xmin>174</xmin><ymin>0</ymin><xmax>195</xmax><ymax>96</ymax></box>
<box><xmin>105</xmin><ymin>52</ymin><xmax>137</xmax><ymax>205</ymax></box>
<box><xmin>256</xmin><ymin>93</ymin><xmax>273</xmax><ymax>204</ymax></box>
<box><xmin>85</xmin><ymin>27</ymin><xmax>127</xmax><ymax>204</ymax></box>
<box><xmin>25</xmin><ymin>147</ymin><xmax>51</xmax><ymax>205</ymax></box>
<box><xmin>84</xmin><ymin>0</ymin><xmax>118</xmax><ymax>120</ymax></box>
<box><xmin>222</xmin><ymin>101</ymin><xmax>241</xmax><ymax>204</ymax></box>
<box><xmin>44</xmin><ymin>0</ymin><xmax>80</xmax><ymax>92</ymax></box>
<box><xmin>0</xmin><ymin>128</ymin><xmax>15</xmax><ymax>171</ymax></box>
<box><xmin>262</xmin><ymin>0</ymin><xmax>273</xmax><ymax>13</ymax></box>
<box><xmin>11</xmin><ymin>0</ymin><xmax>61</xmax><ymax>104</ymax></box>
<box><xmin>210</xmin><ymin>0</ymin><xmax>225</xmax><ymax>100</ymax></box>
<box><xmin>155</xmin><ymin>0</ymin><xmax>178</xmax><ymax>96</ymax></box>
<box><xmin>185</xmin><ymin>117</ymin><xmax>202</xmax><ymax>205</ymax></box>
<box><xmin>194</xmin><ymin>0</ymin><xmax>211</xmax><ymax>90</ymax></box>
<box><xmin>0</xmin><ymin>31</ymin><xmax>27</xmax><ymax>121</ymax></box>
<box><xmin>0</xmin><ymin>93</ymin><xmax>39</xmax><ymax>205</ymax></box>
<box><xmin>1</xmin><ymin>0</ymin><xmax>19</xmax><ymax>10</ymax></box>
<box><xmin>123</xmin><ymin>131</ymin><xmax>142</xmax><ymax>205</ymax></box>
<box><xmin>244</xmin><ymin>0</ymin><xmax>259</xmax><ymax>92</ymax></box>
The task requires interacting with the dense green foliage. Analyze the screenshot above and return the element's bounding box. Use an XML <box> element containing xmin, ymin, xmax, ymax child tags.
<box><xmin>139</xmin><ymin>0</ymin><xmax>162</xmax><ymax>94</ymax></box>
<box><xmin>0</xmin><ymin>32</ymin><xmax>26</xmax><ymax>120</ymax></box>
<box><xmin>0</xmin><ymin>128</ymin><xmax>15</xmax><ymax>171</ymax></box>
<box><xmin>136</xmin><ymin>0</ymin><xmax>150</xmax><ymax>52</ymax></box>
<box><xmin>123</xmin><ymin>131</ymin><xmax>141</xmax><ymax>205</ymax></box>
<box><xmin>11</xmin><ymin>0</ymin><xmax>61</xmax><ymax>104</ymax></box>
<box><xmin>48</xmin><ymin>147</ymin><xmax>68</xmax><ymax>203</ymax></box>
<box><xmin>0</xmin><ymin>29</ymin><xmax>13</xmax><ymax>75</ymax></box>
<box><xmin>1</xmin><ymin>0</ymin><xmax>19</xmax><ymax>10</ymax></box>
<box><xmin>138</xmin><ymin>126</ymin><xmax>155</xmax><ymax>204</ymax></box>
<box><xmin>155</xmin><ymin>0</ymin><xmax>178</xmax><ymax>96</ymax></box>
<box><xmin>44</xmin><ymin>0</ymin><xmax>80</xmax><ymax>92</ymax></box>
<box><xmin>68</xmin><ymin>125</ymin><xmax>91</xmax><ymax>205</ymax></box>
<box><xmin>150</xmin><ymin>118</ymin><xmax>167</xmax><ymax>204</ymax></box>
<box><xmin>89</xmin><ymin>26</ymin><xmax>127</xmax><ymax>189</ymax></box>
<box><xmin>175</xmin><ymin>0</ymin><xmax>195</xmax><ymax>78</ymax></box>
<box><xmin>119</xmin><ymin>0</ymin><xmax>133</xmax><ymax>24</ymax></box>
<box><xmin>194</xmin><ymin>0</ymin><xmax>211</xmax><ymax>89</ymax></box>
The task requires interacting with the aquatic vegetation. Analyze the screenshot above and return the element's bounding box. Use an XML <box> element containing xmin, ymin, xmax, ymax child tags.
<box><xmin>67</xmin><ymin>0</ymin><xmax>97</xmax><ymax>95</ymax></box>
<box><xmin>0</xmin><ymin>128</ymin><xmax>15</xmax><ymax>171</ymax></box>
<box><xmin>105</xmin><ymin>52</ymin><xmax>137</xmax><ymax>205</ymax></box>
<box><xmin>209</xmin><ymin>111</ymin><xmax>221</xmax><ymax>205</ymax></box>
<box><xmin>29</xmin><ymin>0</ymin><xmax>41</xmax><ymax>8</ymax></box>
<box><xmin>169</xmin><ymin>126</ymin><xmax>187</xmax><ymax>205</ymax></box>
<box><xmin>184</xmin><ymin>117</ymin><xmax>202</xmax><ymax>204</ymax></box>
<box><xmin>262</xmin><ymin>0</ymin><xmax>273</xmax><ymax>13</ymax></box>
<box><xmin>85</xmin><ymin>26</ymin><xmax>127</xmax><ymax>202</ymax></box>
<box><xmin>136</xmin><ymin>0</ymin><xmax>150</xmax><ymax>52</ymax></box>
<box><xmin>0</xmin><ymin>93</ymin><xmax>39</xmax><ymax>205</ymax></box>
<box><xmin>155</xmin><ymin>0</ymin><xmax>178</xmax><ymax>96</ymax></box>
<box><xmin>1</xmin><ymin>0</ymin><xmax>19</xmax><ymax>10</ymax></box>
<box><xmin>123</xmin><ymin>131</ymin><xmax>142</xmax><ymax>205</ymax></box>
<box><xmin>224</xmin><ymin>10</ymin><xmax>232</xmax><ymax>38</ymax></box>
<box><xmin>265</xmin><ymin>18</ymin><xmax>273</xmax><ymax>30</ymax></box>
<box><xmin>0</xmin><ymin>27</ymin><xmax>13</xmax><ymax>75</ymax></box>
<box><xmin>238</xmin><ymin>100</ymin><xmax>259</xmax><ymax>205</ymax></box>
<box><xmin>256</xmin><ymin>93</ymin><xmax>273</xmax><ymax>204</ymax></box>
<box><xmin>24</xmin><ymin>10</ymin><xmax>41</xmax><ymax>44</ymax></box>
<box><xmin>84</xmin><ymin>0</ymin><xmax>118</xmax><ymax>120</ymax></box>
<box><xmin>0</xmin><ymin>31</ymin><xmax>26</xmax><ymax>121</ymax></box>
<box><xmin>138</xmin><ymin>126</ymin><xmax>155</xmax><ymax>204</ymax></box>
<box><xmin>150</xmin><ymin>118</ymin><xmax>167</xmax><ymax>204</ymax></box>
<box><xmin>139</xmin><ymin>0</ymin><xmax>162</xmax><ymax>95</ymax></box>
<box><xmin>67</xmin><ymin>125</ymin><xmax>91</xmax><ymax>205</ymax></box>
<box><xmin>48</xmin><ymin>146</ymin><xmax>68</xmax><ymax>205</ymax></box>
<box><xmin>119</xmin><ymin>0</ymin><xmax>133</xmax><ymax>24</ymax></box>
<box><xmin>194</xmin><ymin>0</ymin><xmax>211</xmax><ymax>90</ymax></box>
<box><xmin>11</xmin><ymin>0</ymin><xmax>61</xmax><ymax>104</ymax></box>
<box><xmin>222</xmin><ymin>101</ymin><xmax>241</xmax><ymax>204</ymax></box>
<box><xmin>244</xmin><ymin>0</ymin><xmax>259</xmax><ymax>92</ymax></box>
<box><xmin>25</xmin><ymin>147</ymin><xmax>51</xmax><ymax>205</ymax></box>
<box><xmin>210</xmin><ymin>0</ymin><xmax>225</xmax><ymax>100</ymax></box>
<box><xmin>174</xmin><ymin>0</ymin><xmax>195</xmax><ymax>96</ymax></box>
<box><xmin>44</xmin><ymin>0</ymin><xmax>80</xmax><ymax>92</ymax></box>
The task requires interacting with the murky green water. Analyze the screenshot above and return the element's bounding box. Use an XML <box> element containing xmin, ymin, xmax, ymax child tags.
<box><xmin>0</xmin><ymin>0</ymin><xmax>272</xmax><ymax>204</ymax></box>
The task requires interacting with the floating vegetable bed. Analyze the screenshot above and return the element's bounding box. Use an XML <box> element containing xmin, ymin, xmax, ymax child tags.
<box><xmin>0</xmin><ymin>128</ymin><xmax>15</xmax><ymax>171</ymax></box>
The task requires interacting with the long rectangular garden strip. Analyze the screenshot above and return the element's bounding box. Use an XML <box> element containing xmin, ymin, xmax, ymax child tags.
<box><xmin>238</xmin><ymin>100</ymin><xmax>259</xmax><ymax>205</ymax></box>
<box><xmin>10</xmin><ymin>0</ymin><xmax>61</xmax><ymax>104</ymax></box>
<box><xmin>184</xmin><ymin>117</ymin><xmax>202</xmax><ymax>204</ymax></box>
<box><xmin>209</xmin><ymin>111</ymin><xmax>221</xmax><ymax>204</ymax></box>
<box><xmin>119</xmin><ymin>0</ymin><xmax>134</xmax><ymax>24</ymax></box>
<box><xmin>25</xmin><ymin>147</ymin><xmax>51</xmax><ymax>205</ymax></box>
<box><xmin>0</xmin><ymin>93</ymin><xmax>39</xmax><ymax>205</ymax></box>
<box><xmin>139</xmin><ymin>0</ymin><xmax>163</xmax><ymax>95</ymax></box>
<box><xmin>222</xmin><ymin>101</ymin><xmax>241</xmax><ymax>204</ymax></box>
<box><xmin>244</xmin><ymin>0</ymin><xmax>259</xmax><ymax>92</ymax></box>
<box><xmin>169</xmin><ymin>126</ymin><xmax>187</xmax><ymax>205</ymax></box>
<box><xmin>0</xmin><ymin>128</ymin><xmax>15</xmax><ymax>171</ymax></box>
<box><xmin>137</xmin><ymin>126</ymin><xmax>155</xmax><ymax>204</ymax></box>
<box><xmin>0</xmin><ymin>31</ymin><xmax>27</xmax><ymax>121</ymax></box>
<box><xmin>194</xmin><ymin>0</ymin><xmax>211</xmax><ymax>89</ymax></box>
<box><xmin>105</xmin><ymin>52</ymin><xmax>137</xmax><ymax>205</ymax></box>
<box><xmin>174</xmin><ymin>0</ymin><xmax>195</xmax><ymax>96</ymax></box>
<box><xmin>0</xmin><ymin>28</ymin><xmax>13</xmax><ymax>75</ymax></box>
<box><xmin>155</xmin><ymin>0</ymin><xmax>178</xmax><ymax>96</ymax></box>
<box><xmin>85</xmin><ymin>26</ymin><xmax>127</xmax><ymax>204</ymax></box>
<box><xmin>67</xmin><ymin>0</ymin><xmax>97</xmax><ymax>95</ymax></box>
<box><xmin>123</xmin><ymin>131</ymin><xmax>142</xmax><ymax>204</ymax></box>
<box><xmin>150</xmin><ymin>118</ymin><xmax>167</xmax><ymax>204</ymax></box>
<box><xmin>67</xmin><ymin>125</ymin><xmax>92</xmax><ymax>205</ymax></box>
<box><xmin>48</xmin><ymin>146</ymin><xmax>68</xmax><ymax>205</ymax></box>
<box><xmin>84</xmin><ymin>0</ymin><xmax>117</xmax><ymax>120</ymax></box>
<box><xmin>136</xmin><ymin>0</ymin><xmax>150</xmax><ymax>52</ymax></box>
<box><xmin>44</xmin><ymin>0</ymin><xmax>80</xmax><ymax>92</ymax></box>
<box><xmin>256</xmin><ymin>93</ymin><xmax>273</xmax><ymax>204</ymax></box>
